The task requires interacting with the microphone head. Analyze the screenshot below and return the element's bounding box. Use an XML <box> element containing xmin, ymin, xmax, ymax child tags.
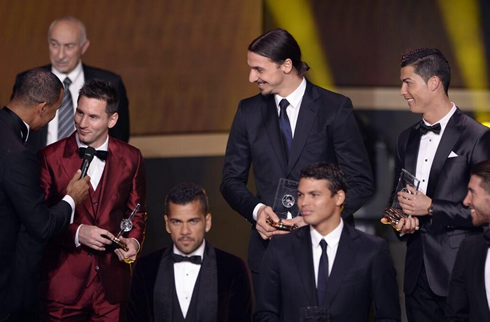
<box><xmin>82</xmin><ymin>146</ymin><xmax>96</xmax><ymax>162</ymax></box>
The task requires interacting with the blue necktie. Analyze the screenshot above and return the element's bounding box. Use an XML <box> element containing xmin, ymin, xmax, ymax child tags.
<box><xmin>317</xmin><ymin>239</ymin><xmax>329</xmax><ymax>305</ymax></box>
<box><xmin>278</xmin><ymin>99</ymin><xmax>293</xmax><ymax>158</ymax></box>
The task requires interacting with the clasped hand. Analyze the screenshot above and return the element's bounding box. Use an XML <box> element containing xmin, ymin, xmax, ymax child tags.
<box><xmin>256</xmin><ymin>206</ymin><xmax>306</xmax><ymax>240</ymax></box>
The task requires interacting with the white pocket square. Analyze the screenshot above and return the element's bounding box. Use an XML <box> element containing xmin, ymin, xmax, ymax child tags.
<box><xmin>448</xmin><ymin>151</ymin><xmax>458</xmax><ymax>158</ymax></box>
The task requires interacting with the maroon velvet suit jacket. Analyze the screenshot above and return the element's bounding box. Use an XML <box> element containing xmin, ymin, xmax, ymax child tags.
<box><xmin>37</xmin><ymin>133</ymin><xmax>147</xmax><ymax>304</ymax></box>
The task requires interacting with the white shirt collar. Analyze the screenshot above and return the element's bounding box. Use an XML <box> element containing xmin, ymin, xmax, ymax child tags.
<box><xmin>173</xmin><ymin>239</ymin><xmax>206</xmax><ymax>259</ymax></box>
<box><xmin>76</xmin><ymin>134</ymin><xmax>109</xmax><ymax>151</ymax></box>
<box><xmin>310</xmin><ymin>218</ymin><xmax>344</xmax><ymax>248</ymax></box>
<box><xmin>422</xmin><ymin>102</ymin><xmax>457</xmax><ymax>130</ymax></box>
<box><xmin>274</xmin><ymin>77</ymin><xmax>307</xmax><ymax>110</ymax></box>
<box><xmin>51</xmin><ymin>60</ymin><xmax>83</xmax><ymax>84</ymax></box>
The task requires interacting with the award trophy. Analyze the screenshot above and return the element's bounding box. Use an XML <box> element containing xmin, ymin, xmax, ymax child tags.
<box><xmin>300</xmin><ymin>306</ymin><xmax>330</xmax><ymax>322</ymax></box>
<box><xmin>266</xmin><ymin>178</ymin><xmax>299</xmax><ymax>231</ymax></box>
<box><xmin>382</xmin><ymin>169</ymin><xmax>421</xmax><ymax>230</ymax></box>
<box><xmin>102</xmin><ymin>203</ymin><xmax>140</xmax><ymax>253</ymax></box>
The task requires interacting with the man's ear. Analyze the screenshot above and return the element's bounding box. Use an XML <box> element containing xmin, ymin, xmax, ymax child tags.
<box><xmin>108</xmin><ymin>112</ymin><xmax>119</xmax><ymax>129</ymax></box>
<box><xmin>81</xmin><ymin>39</ymin><xmax>90</xmax><ymax>56</ymax></box>
<box><xmin>429</xmin><ymin>76</ymin><xmax>441</xmax><ymax>91</ymax></box>
<box><xmin>164</xmin><ymin>215</ymin><xmax>171</xmax><ymax>234</ymax></box>
<box><xmin>37</xmin><ymin>102</ymin><xmax>49</xmax><ymax>116</ymax></box>
<box><xmin>205</xmin><ymin>213</ymin><xmax>212</xmax><ymax>232</ymax></box>
<box><xmin>281</xmin><ymin>58</ymin><xmax>293</xmax><ymax>74</ymax></box>
<box><xmin>336</xmin><ymin>190</ymin><xmax>346</xmax><ymax>207</ymax></box>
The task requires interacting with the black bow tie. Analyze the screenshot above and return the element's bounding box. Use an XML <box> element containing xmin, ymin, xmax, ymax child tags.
<box><xmin>79</xmin><ymin>147</ymin><xmax>108</xmax><ymax>161</ymax></box>
<box><xmin>419</xmin><ymin>122</ymin><xmax>441</xmax><ymax>135</ymax></box>
<box><xmin>484</xmin><ymin>230</ymin><xmax>490</xmax><ymax>247</ymax></box>
<box><xmin>171</xmin><ymin>253</ymin><xmax>202</xmax><ymax>265</ymax></box>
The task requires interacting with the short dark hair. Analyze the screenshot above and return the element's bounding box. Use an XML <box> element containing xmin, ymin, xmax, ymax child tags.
<box><xmin>471</xmin><ymin>160</ymin><xmax>490</xmax><ymax>194</ymax></box>
<box><xmin>13</xmin><ymin>69</ymin><xmax>63</xmax><ymax>106</ymax></box>
<box><xmin>78</xmin><ymin>79</ymin><xmax>119</xmax><ymax>115</ymax></box>
<box><xmin>248</xmin><ymin>28</ymin><xmax>310</xmax><ymax>76</ymax></box>
<box><xmin>300</xmin><ymin>162</ymin><xmax>348</xmax><ymax>197</ymax></box>
<box><xmin>401</xmin><ymin>48</ymin><xmax>451</xmax><ymax>95</ymax></box>
<box><xmin>165</xmin><ymin>182</ymin><xmax>209</xmax><ymax>216</ymax></box>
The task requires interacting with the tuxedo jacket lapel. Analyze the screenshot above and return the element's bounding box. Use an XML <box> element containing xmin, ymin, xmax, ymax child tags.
<box><xmin>62</xmin><ymin>135</ymin><xmax>93</xmax><ymax>216</ymax></box>
<box><xmin>293</xmin><ymin>228</ymin><xmax>318</xmax><ymax>306</ymax></box>
<box><xmin>404</xmin><ymin>125</ymin><xmax>421</xmax><ymax>176</ymax></box>
<box><xmin>426</xmin><ymin>110</ymin><xmax>464</xmax><ymax>198</ymax></box>
<box><xmin>97</xmin><ymin>138</ymin><xmax>126</xmax><ymax>217</ymax></box>
<box><xmin>288</xmin><ymin>83</ymin><xmax>319</xmax><ymax>175</ymax></box>
<box><xmin>196</xmin><ymin>243</ymin><xmax>218</xmax><ymax>321</ymax></box>
<box><xmin>262</xmin><ymin>96</ymin><xmax>288</xmax><ymax>174</ymax></box>
<box><xmin>154</xmin><ymin>247</ymin><xmax>174</xmax><ymax>321</ymax></box>
<box><xmin>324</xmin><ymin>225</ymin><xmax>356</xmax><ymax>306</ymax></box>
<box><xmin>473</xmin><ymin>240</ymin><xmax>490</xmax><ymax>319</ymax></box>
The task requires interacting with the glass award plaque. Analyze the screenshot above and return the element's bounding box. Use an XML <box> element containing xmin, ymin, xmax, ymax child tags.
<box><xmin>267</xmin><ymin>178</ymin><xmax>299</xmax><ymax>231</ymax></box>
<box><xmin>273</xmin><ymin>178</ymin><xmax>300</xmax><ymax>219</ymax></box>
<box><xmin>382</xmin><ymin>169</ymin><xmax>420</xmax><ymax>230</ymax></box>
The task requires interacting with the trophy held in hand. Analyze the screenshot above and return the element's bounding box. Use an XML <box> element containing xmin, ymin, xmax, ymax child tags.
<box><xmin>382</xmin><ymin>169</ymin><xmax>420</xmax><ymax>231</ymax></box>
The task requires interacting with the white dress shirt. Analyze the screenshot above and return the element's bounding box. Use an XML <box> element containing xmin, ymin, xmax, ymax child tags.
<box><xmin>174</xmin><ymin>240</ymin><xmax>206</xmax><ymax>318</ymax></box>
<box><xmin>311</xmin><ymin>219</ymin><xmax>344</xmax><ymax>287</ymax></box>
<box><xmin>415</xmin><ymin>104</ymin><xmax>457</xmax><ymax>194</ymax></box>
<box><xmin>485</xmin><ymin>249</ymin><xmax>490</xmax><ymax>311</ymax></box>
<box><xmin>49</xmin><ymin>61</ymin><xmax>85</xmax><ymax>145</ymax></box>
<box><xmin>252</xmin><ymin>78</ymin><xmax>307</xmax><ymax>221</ymax></box>
<box><xmin>74</xmin><ymin>136</ymin><xmax>108</xmax><ymax>247</ymax></box>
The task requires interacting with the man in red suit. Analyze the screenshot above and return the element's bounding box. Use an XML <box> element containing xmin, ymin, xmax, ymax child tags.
<box><xmin>38</xmin><ymin>79</ymin><xmax>147</xmax><ymax>321</ymax></box>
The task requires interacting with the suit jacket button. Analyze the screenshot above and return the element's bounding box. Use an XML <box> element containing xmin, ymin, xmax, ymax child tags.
<box><xmin>93</xmin><ymin>201</ymin><xmax>98</xmax><ymax>206</ymax></box>
<box><xmin>88</xmin><ymin>252</ymin><xmax>92</xmax><ymax>257</ymax></box>
<box><xmin>95</xmin><ymin>265</ymin><xmax>100</xmax><ymax>271</ymax></box>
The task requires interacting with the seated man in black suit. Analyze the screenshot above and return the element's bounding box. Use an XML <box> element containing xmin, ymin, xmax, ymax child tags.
<box><xmin>446</xmin><ymin>160</ymin><xmax>490</xmax><ymax>321</ymax></box>
<box><xmin>127</xmin><ymin>182</ymin><xmax>253</xmax><ymax>321</ymax></box>
<box><xmin>255</xmin><ymin>162</ymin><xmax>400</xmax><ymax>322</ymax></box>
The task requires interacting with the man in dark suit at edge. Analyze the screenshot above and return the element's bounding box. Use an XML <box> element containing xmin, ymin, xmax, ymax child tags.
<box><xmin>381</xmin><ymin>48</ymin><xmax>490</xmax><ymax>322</ymax></box>
<box><xmin>0</xmin><ymin>69</ymin><xmax>90</xmax><ymax>321</ymax></box>
<box><xmin>220</xmin><ymin>28</ymin><xmax>374</xmax><ymax>292</ymax></box>
<box><xmin>446</xmin><ymin>160</ymin><xmax>490</xmax><ymax>321</ymax></box>
<box><xmin>128</xmin><ymin>182</ymin><xmax>253</xmax><ymax>321</ymax></box>
<box><xmin>255</xmin><ymin>162</ymin><xmax>400</xmax><ymax>321</ymax></box>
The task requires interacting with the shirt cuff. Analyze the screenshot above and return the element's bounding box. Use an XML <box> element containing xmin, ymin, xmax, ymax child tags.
<box><xmin>253</xmin><ymin>203</ymin><xmax>266</xmax><ymax>222</ymax></box>
<box><xmin>131</xmin><ymin>238</ymin><xmax>141</xmax><ymax>253</ymax></box>
<box><xmin>75</xmin><ymin>224</ymin><xmax>84</xmax><ymax>247</ymax></box>
<box><xmin>62</xmin><ymin>195</ymin><xmax>75</xmax><ymax>224</ymax></box>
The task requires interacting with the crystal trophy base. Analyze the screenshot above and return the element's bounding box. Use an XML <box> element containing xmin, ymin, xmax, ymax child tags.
<box><xmin>101</xmin><ymin>234</ymin><xmax>129</xmax><ymax>252</ymax></box>
<box><xmin>266</xmin><ymin>217</ymin><xmax>298</xmax><ymax>231</ymax></box>
<box><xmin>381</xmin><ymin>208</ymin><xmax>408</xmax><ymax>231</ymax></box>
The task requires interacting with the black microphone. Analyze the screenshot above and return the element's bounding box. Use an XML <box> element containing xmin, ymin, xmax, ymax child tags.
<box><xmin>79</xmin><ymin>146</ymin><xmax>96</xmax><ymax>179</ymax></box>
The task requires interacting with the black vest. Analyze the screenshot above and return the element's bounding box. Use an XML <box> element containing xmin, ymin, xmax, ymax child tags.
<box><xmin>171</xmin><ymin>270</ymin><xmax>202</xmax><ymax>321</ymax></box>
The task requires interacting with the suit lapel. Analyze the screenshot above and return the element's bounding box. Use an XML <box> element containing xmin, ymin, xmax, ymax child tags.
<box><xmin>293</xmin><ymin>227</ymin><xmax>318</xmax><ymax>305</ymax></box>
<box><xmin>324</xmin><ymin>225</ymin><xmax>356</xmax><ymax>306</ymax></box>
<box><xmin>195</xmin><ymin>243</ymin><xmax>218</xmax><ymax>321</ymax></box>
<box><xmin>473</xmin><ymin>239</ymin><xmax>490</xmax><ymax>319</ymax></box>
<box><xmin>62</xmin><ymin>135</ymin><xmax>93</xmax><ymax>215</ymax></box>
<box><xmin>97</xmin><ymin>138</ymin><xmax>126</xmax><ymax>217</ymax></box>
<box><xmin>262</xmin><ymin>96</ymin><xmax>288</xmax><ymax>174</ymax></box>
<box><xmin>405</xmin><ymin>125</ymin><xmax>421</xmax><ymax>176</ymax></box>
<box><xmin>287</xmin><ymin>82</ymin><xmax>319</xmax><ymax>175</ymax></box>
<box><xmin>426</xmin><ymin>109</ymin><xmax>464</xmax><ymax>198</ymax></box>
<box><xmin>82</xmin><ymin>64</ymin><xmax>96</xmax><ymax>81</ymax></box>
<box><xmin>153</xmin><ymin>247</ymin><xmax>174</xmax><ymax>321</ymax></box>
